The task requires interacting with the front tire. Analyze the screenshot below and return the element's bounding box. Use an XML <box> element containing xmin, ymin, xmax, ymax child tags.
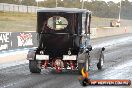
<box><xmin>29</xmin><ymin>60</ymin><xmax>41</xmax><ymax>73</ymax></box>
<box><xmin>97</xmin><ymin>53</ymin><xmax>104</xmax><ymax>70</ymax></box>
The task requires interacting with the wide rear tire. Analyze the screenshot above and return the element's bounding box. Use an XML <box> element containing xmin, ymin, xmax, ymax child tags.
<box><xmin>29</xmin><ymin>60</ymin><xmax>41</xmax><ymax>73</ymax></box>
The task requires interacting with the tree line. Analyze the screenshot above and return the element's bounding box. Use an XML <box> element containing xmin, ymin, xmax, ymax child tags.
<box><xmin>0</xmin><ymin>0</ymin><xmax>132</xmax><ymax>19</ymax></box>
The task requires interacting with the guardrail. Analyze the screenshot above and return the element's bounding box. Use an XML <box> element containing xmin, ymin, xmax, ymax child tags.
<box><xmin>90</xmin><ymin>27</ymin><xmax>132</xmax><ymax>38</ymax></box>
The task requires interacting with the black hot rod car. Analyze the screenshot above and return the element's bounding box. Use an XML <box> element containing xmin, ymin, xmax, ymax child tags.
<box><xmin>27</xmin><ymin>7</ymin><xmax>105</xmax><ymax>74</ymax></box>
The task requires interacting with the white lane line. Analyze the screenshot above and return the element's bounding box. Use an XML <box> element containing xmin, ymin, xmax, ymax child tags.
<box><xmin>0</xmin><ymin>47</ymin><xmax>37</xmax><ymax>57</ymax></box>
<box><xmin>0</xmin><ymin>50</ymin><xmax>28</xmax><ymax>57</ymax></box>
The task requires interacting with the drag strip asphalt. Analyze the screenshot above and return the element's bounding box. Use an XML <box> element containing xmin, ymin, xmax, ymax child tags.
<box><xmin>0</xmin><ymin>33</ymin><xmax>132</xmax><ymax>88</ymax></box>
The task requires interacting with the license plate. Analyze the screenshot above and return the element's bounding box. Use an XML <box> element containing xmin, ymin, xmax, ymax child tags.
<box><xmin>36</xmin><ymin>55</ymin><xmax>49</xmax><ymax>60</ymax></box>
<box><xmin>63</xmin><ymin>55</ymin><xmax>76</xmax><ymax>60</ymax></box>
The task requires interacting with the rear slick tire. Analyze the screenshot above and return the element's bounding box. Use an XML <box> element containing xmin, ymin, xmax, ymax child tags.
<box><xmin>29</xmin><ymin>60</ymin><xmax>41</xmax><ymax>73</ymax></box>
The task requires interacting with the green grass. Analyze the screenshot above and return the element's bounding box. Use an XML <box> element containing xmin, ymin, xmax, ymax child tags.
<box><xmin>0</xmin><ymin>11</ymin><xmax>36</xmax><ymax>32</ymax></box>
<box><xmin>0</xmin><ymin>11</ymin><xmax>114</xmax><ymax>32</ymax></box>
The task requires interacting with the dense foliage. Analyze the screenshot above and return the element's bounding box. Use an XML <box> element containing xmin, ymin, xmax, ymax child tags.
<box><xmin>0</xmin><ymin>0</ymin><xmax>132</xmax><ymax>19</ymax></box>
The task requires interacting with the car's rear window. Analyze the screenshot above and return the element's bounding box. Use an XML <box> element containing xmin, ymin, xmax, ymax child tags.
<box><xmin>47</xmin><ymin>16</ymin><xmax>68</xmax><ymax>30</ymax></box>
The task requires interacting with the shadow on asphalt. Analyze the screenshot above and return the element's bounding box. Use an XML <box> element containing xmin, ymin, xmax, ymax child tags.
<box><xmin>50</xmin><ymin>69</ymin><xmax>80</xmax><ymax>75</ymax></box>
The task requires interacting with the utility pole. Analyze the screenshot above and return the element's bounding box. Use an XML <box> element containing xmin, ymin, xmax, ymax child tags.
<box><xmin>37</xmin><ymin>1</ymin><xmax>39</xmax><ymax>7</ymax></box>
<box><xmin>36</xmin><ymin>0</ymin><xmax>44</xmax><ymax>7</ymax></box>
<box><xmin>56</xmin><ymin>0</ymin><xmax>58</xmax><ymax>7</ymax></box>
<box><xmin>118</xmin><ymin>0</ymin><xmax>122</xmax><ymax>22</ymax></box>
<box><xmin>18</xmin><ymin>0</ymin><xmax>22</xmax><ymax>12</ymax></box>
<box><xmin>81</xmin><ymin>0</ymin><xmax>84</xmax><ymax>9</ymax></box>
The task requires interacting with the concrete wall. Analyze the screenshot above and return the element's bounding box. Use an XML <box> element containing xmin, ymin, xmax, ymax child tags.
<box><xmin>0</xmin><ymin>32</ymin><xmax>37</xmax><ymax>51</ymax></box>
<box><xmin>90</xmin><ymin>27</ymin><xmax>132</xmax><ymax>38</ymax></box>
